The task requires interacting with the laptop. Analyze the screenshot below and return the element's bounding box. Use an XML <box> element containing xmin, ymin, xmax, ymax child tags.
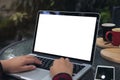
<box><xmin>11</xmin><ymin>10</ymin><xmax>100</xmax><ymax>80</ymax></box>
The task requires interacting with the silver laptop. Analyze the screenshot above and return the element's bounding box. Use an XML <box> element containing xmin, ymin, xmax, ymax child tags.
<box><xmin>11</xmin><ymin>10</ymin><xmax>100</xmax><ymax>80</ymax></box>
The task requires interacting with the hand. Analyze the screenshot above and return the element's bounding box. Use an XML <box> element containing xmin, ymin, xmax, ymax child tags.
<box><xmin>50</xmin><ymin>58</ymin><xmax>73</xmax><ymax>77</ymax></box>
<box><xmin>1</xmin><ymin>55</ymin><xmax>41</xmax><ymax>73</ymax></box>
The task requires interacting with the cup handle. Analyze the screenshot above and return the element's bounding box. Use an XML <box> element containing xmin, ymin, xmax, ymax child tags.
<box><xmin>105</xmin><ymin>31</ymin><xmax>112</xmax><ymax>42</ymax></box>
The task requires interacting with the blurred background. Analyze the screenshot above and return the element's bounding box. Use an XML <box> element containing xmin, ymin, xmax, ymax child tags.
<box><xmin>0</xmin><ymin>0</ymin><xmax>120</xmax><ymax>49</ymax></box>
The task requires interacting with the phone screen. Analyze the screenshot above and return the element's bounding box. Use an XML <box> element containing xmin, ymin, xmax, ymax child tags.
<box><xmin>95</xmin><ymin>66</ymin><xmax>115</xmax><ymax>80</ymax></box>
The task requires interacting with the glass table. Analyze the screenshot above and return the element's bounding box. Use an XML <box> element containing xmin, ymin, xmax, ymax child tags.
<box><xmin>0</xmin><ymin>39</ymin><xmax>120</xmax><ymax>80</ymax></box>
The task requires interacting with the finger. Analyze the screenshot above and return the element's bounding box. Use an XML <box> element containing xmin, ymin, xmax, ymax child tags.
<box><xmin>24</xmin><ymin>58</ymin><xmax>41</xmax><ymax>65</ymax></box>
<box><xmin>60</xmin><ymin>57</ymin><xmax>65</xmax><ymax>60</ymax></box>
<box><xmin>33</xmin><ymin>57</ymin><xmax>42</xmax><ymax>64</ymax></box>
<box><xmin>25</xmin><ymin>55</ymin><xmax>42</xmax><ymax>63</ymax></box>
<box><xmin>65</xmin><ymin>59</ymin><xmax>73</xmax><ymax>68</ymax></box>
<box><xmin>20</xmin><ymin>65</ymin><xmax>36</xmax><ymax>72</ymax></box>
<box><xmin>54</xmin><ymin>57</ymin><xmax>64</xmax><ymax>62</ymax></box>
<box><xmin>59</xmin><ymin>57</ymin><xmax>65</xmax><ymax>63</ymax></box>
<box><xmin>53</xmin><ymin>58</ymin><xmax>63</xmax><ymax>64</ymax></box>
<box><xmin>53</xmin><ymin>57</ymin><xmax>65</xmax><ymax>65</ymax></box>
<box><xmin>65</xmin><ymin>58</ymin><xmax>70</xmax><ymax>64</ymax></box>
<box><xmin>25</xmin><ymin>55</ymin><xmax>35</xmax><ymax>58</ymax></box>
<box><xmin>69</xmin><ymin>63</ymin><xmax>73</xmax><ymax>71</ymax></box>
<box><xmin>25</xmin><ymin>55</ymin><xmax>38</xmax><ymax>60</ymax></box>
<box><xmin>53</xmin><ymin>59</ymin><xmax>59</xmax><ymax>64</ymax></box>
<box><xmin>50</xmin><ymin>66</ymin><xmax>54</xmax><ymax>77</ymax></box>
<box><xmin>70</xmin><ymin>63</ymin><xmax>73</xmax><ymax>68</ymax></box>
<box><xmin>65</xmin><ymin>58</ymin><xmax>70</xmax><ymax>61</ymax></box>
<box><xmin>50</xmin><ymin>66</ymin><xmax>53</xmax><ymax>71</ymax></box>
<box><xmin>25</xmin><ymin>55</ymin><xmax>42</xmax><ymax>64</ymax></box>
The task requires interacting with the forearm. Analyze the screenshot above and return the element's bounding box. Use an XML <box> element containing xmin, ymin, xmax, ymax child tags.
<box><xmin>52</xmin><ymin>73</ymin><xmax>72</xmax><ymax>80</ymax></box>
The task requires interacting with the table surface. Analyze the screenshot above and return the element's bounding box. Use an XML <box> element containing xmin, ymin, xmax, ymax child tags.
<box><xmin>0</xmin><ymin>39</ymin><xmax>120</xmax><ymax>80</ymax></box>
<box><xmin>101</xmin><ymin>48</ymin><xmax>120</xmax><ymax>63</ymax></box>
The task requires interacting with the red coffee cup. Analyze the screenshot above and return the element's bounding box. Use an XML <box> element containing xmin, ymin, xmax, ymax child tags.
<box><xmin>105</xmin><ymin>28</ymin><xmax>120</xmax><ymax>46</ymax></box>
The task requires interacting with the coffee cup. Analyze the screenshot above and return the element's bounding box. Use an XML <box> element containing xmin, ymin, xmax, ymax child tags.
<box><xmin>105</xmin><ymin>28</ymin><xmax>120</xmax><ymax>46</ymax></box>
<box><xmin>102</xmin><ymin>23</ymin><xmax>116</xmax><ymax>41</ymax></box>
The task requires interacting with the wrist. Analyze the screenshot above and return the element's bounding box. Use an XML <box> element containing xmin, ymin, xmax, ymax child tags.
<box><xmin>0</xmin><ymin>60</ymin><xmax>9</xmax><ymax>73</ymax></box>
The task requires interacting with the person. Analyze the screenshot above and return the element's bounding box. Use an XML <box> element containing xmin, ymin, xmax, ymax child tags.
<box><xmin>0</xmin><ymin>55</ymin><xmax>73</xmax><ymax>80</ymax></box>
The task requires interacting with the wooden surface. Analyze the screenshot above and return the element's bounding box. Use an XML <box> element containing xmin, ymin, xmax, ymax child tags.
<box><xmin>101</xmin><ymin>48</ymin><xmax>120</xmax><ymax>63</ymax></box>
<box><xmin>96</xmin><ymin>37</ymin><xmax>118</xmax><ymax>48</ymax></box>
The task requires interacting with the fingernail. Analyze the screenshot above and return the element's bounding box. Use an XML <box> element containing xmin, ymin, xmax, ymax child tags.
<box><xmin>40</xmin><ymin>61</ymin><xmax>42</xmax><ymax>64</ymax></box>
<box><xmin>32</xmin><ymin>66</ymin><xmax>36</xmax><ymax>69</ymax></box>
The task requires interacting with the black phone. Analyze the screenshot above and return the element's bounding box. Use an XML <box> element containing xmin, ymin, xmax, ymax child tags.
<box><xmin>94</xmin><ymin>65</ymin><xmax>115</xmax><ymax>80</ymax></box>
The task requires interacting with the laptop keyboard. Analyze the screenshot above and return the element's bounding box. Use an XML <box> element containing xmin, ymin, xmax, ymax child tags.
<box><xmin>36</xmin><ymin>57</ymin><xmax>54</xmax><ymax>70</ymax></box>
<box><xmin>36</xmin><ymin>57</ymin><xmax>85</xmax><ymax>74</ymax></box>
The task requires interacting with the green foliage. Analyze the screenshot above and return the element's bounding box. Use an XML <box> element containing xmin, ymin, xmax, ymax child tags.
<box><xmin>12</xmin><ymin>0</ymin><xmax>56</xmax><ymax>14</ymax></box>
<box><xmin>9</xmin><ymin>12</ymin><xmax>28</xmax><ymax>26</ymax></box>
<box><xmin>98</xmin><ymin>0</ymin><xmax>120</xmax><ymax>23</ymax></box>
<box><xmin>100</xmin><ymin>7</ymin><xmax>111</xmax><ymax>23</ymax></box>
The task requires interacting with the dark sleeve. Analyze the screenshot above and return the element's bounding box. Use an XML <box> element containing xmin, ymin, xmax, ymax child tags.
<box><xmin>0</xmin><ymin>62</ymin><xmax>4</xmax><ymax>80</ymax></box>
<box><xmin>52</xmin><ymin>73</ymin><xmax>72</xmax><ymax>80</ymax></box>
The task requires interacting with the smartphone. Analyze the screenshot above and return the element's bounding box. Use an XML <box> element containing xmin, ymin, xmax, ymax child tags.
<box><xmin>94</xmin><ymin>65</ymin><xmax>115</xmax><ymax>80</ymax></box>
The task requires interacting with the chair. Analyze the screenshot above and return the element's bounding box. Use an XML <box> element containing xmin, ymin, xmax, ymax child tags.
<box><xmin>112</xmin><ymin>6</ymin><xmax>120</xmax><ymax>27</ymax></box>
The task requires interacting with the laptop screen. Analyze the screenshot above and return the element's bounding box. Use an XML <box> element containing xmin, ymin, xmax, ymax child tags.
<box><xmin>34</xmin><ymin>11</ymin><xmax>99</xmax><ymax>62</ymax></box>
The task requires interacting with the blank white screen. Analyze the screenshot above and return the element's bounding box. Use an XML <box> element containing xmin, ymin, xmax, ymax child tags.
<box><xmin>34</xmin><ymin>14</ymin><xmax>97</xmax><ymax>61</ymax></box>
